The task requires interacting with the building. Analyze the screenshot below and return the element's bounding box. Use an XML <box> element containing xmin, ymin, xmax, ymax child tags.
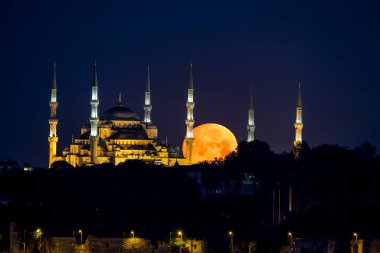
<box><xmin>48</xmin><ymin>62</ymin><xmax>193</xmax><ymax>168</ymax></box>
<box><xmin>48</xmin><ymin>62</ymin><xmax>303</xmax><ymax>168</ymax></box>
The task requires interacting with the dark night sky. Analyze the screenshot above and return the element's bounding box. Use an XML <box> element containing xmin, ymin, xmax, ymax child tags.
<box><xmin>0</xmin><ymin>0</ymin><xmax>379</xmax><ymax>167</ymax></box>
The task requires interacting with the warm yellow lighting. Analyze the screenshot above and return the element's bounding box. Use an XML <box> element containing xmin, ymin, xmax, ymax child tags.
<box><xmin>34</xmin><ymin>228</ymin><xmax>43</xmax><ymax>240</ymax></box>
<box><xmin>178</xmin><ymin>231</ymin><xmax>182</xmax><ymax>236</ymax></box>
<box><xmin>288</xmin><ymin>232</ymin><xmax>292</xmax><ymax>237</ymax></box>
<box><xmin>228</xmin><ymin>231</ymin><xmax>233</xmax><ymax>236</ymax></box>
<box><xmin>131</xmin><ymin>231</ymin><xmax>135</xmax><ymax>238</ymax></box>
<box><xmin>78</xmin><ymin>229</ymin><xmax>83</xmax><ymax>245</ymax></box>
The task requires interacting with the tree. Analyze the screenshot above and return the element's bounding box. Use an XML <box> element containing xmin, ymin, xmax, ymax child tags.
<box><xmin>50</xmin><ymin>161</ymin><xmax>74</xmax><ymax>170</ymax></box>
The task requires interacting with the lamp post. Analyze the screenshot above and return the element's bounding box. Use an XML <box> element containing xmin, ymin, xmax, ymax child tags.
<box><xmin>131</xmin><ymin>231</ymin><xmax>134</xmax><ymax>238</ymax></box>
<box><xmin>78</xmin><ymin>230</ymin><xmax>83</xmax><ymax>246</ymax></box>
<box><xmin>22</xmin><ymin>229</ymin><xmax>26</xmax><ymax>253</ymax></box>
<box><xmin>178</xmin><ymin>231</ymin><xmax>182</xmax><ymax>240</ymax></box>
<box><xmin>178</xmin><ymin>231</ymin><xmax>183</xmax><ymax>253</ymax></box>
<box><xmin>19</xmin><ymin>242</ymin><xmax>25</xmax><ymax>253</ymax></box>
<box><xmin>353</xmin><ymin>232</ymin><xmax>358</xmax><ymax>244</ymax></box>
<box><xmin>228</xmin><ymin>231</ymin><xmax>234</xmax><ymax>253</ymax></box>
<box><xmin>288</xmin><ymin>232</ymin><xmax>293</xmax><ymax>252</ymax></box>
<box><xmin>35</xmin><ymin>228</ymin><xmax>42</xmax><ymax>253</ymax></box>
<box><xmin>353</xmin><ymin>233</ymin><xmax>358</xmax><ymax>253</ymax></box>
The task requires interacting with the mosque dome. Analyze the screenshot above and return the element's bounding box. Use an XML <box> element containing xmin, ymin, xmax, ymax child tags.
<box><xmin>101</xmin><ymin>104</ymin><xmax>140</xmax><ymax>121</ymax></box>
<box><xmin>109</xmin><ymin>128</ymin><xmax>148</xmax><ymax>140</ymax></box>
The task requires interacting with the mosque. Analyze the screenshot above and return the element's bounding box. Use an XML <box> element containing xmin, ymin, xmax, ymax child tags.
<box><xmin>47</xmin><ymin>62</ymin><xmax>303</xmax><ymax>168</ymax></box>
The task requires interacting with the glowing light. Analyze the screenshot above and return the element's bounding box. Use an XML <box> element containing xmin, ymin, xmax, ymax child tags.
<box><xmin>183</xmin><ymin>123</ymin><xmax>237</xmax><ymax>164</ymax></box>
<box><xmin>51</xmin><ymin>89</ymin><xmax>57</xmax><ymax>102</ymax></box>
<box><xmin>91</xmin><ymin>87</ymin><xmax>98</xmax><ymax>100</ymax></box>
<box><xmin>188</xmin><ymin>90</ymin><xmax>194</xmax><ymax>102</ymax></box>
<box><xmin>176</xmin><ymin>230</ymin><xmax>183</xmax><ymax>242</ymax></box>
<box><xmin>353</xmin><ymin>232</ymin><xmax>358</xmax><ymax>243</ymax></box>
<box><xmin>145</xmin><ymin>92</ymin><xmax>151</xmax><ymax>105</ymax></box>
<box><xmin>34</xmin><ymin>228</ymin><xmax>43</xmax><ymax>240</ymax></box>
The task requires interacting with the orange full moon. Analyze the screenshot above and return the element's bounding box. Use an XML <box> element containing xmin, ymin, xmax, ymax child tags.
<box><xmin>182</xmin><ymin>123</ymin><xmax>238</xmax><ymax>164</ymax></box>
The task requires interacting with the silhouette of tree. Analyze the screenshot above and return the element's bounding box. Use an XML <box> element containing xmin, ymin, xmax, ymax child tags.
<box><xmin>50</xmin><ymin>160</ymin><xmax>74</xmax><ymax>170</ymax></box>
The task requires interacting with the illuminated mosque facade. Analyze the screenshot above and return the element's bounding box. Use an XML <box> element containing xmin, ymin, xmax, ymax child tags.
<box><xmin>48</xmin><ymin>62</ymin><xmax>303</xmax><ymax>168</ymax></box>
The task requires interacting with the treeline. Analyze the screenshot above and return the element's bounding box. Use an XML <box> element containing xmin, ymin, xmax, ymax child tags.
<box><xmin>0</xmin><ymin>141</ymin><xmax>379</xmax><ymax>252</ymax></box>
<box><xmin>195</xmin><ymin>140</ymin><xmax>380</xmax><ymax>239</ymax></box>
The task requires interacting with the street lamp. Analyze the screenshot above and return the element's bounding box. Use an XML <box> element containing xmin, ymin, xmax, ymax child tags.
<box><xmin>228</xmin><ymin>231</ymin><xmax>234</xmax><ymax>253</ymax></box>
<box><xmin>19</xmin><ymin>240</ymin><xmax>25</xmax><ymax>253</ymax></box>
<box><xmin>177</xmin><ymin>231</ymin><xmax>183</xmax><ymax>253</ymax></box>
<box><xmin>35</xmin><ymin>228</ymin><xmax>42</xmax><ymax>253</ymax></box>
<box><xmin>178</xmin><ymin>231</ymin><xmax>183</xmax><ymax>240</ymax></box>
<box><xmin>353</xmin><ymin>232</ymin><xmax>358</xmax><ymax>253</ymax></box>
<box><xmin>22</xmin><ymin>229</ymin><xmax>26</xmax><ymax>253</ymax></box>
<box><xmin>78</xmin><ymin>230</ymin><xmax>83</xmax><ymax>245</ymax></box>
<box><xmin>131</xmin><ymin>230</ymin><xmax>135</xmax><ymax>238</ymax></box>
<box><xmin>288</xmin><ymin>232</ymin><xmax>293</xmax><ymax>252</ymax></box>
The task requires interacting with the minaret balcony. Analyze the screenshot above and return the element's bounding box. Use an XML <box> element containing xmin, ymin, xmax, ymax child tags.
<box><xmin>186</xmin><ymin>102</ymin><xmax>195</xmax><ymax>109</ymax></box>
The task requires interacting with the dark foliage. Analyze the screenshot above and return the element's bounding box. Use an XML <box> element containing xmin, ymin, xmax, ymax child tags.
<box><xmin>0</xmin><ymin>141</ymin><xmax>379</xmax><ymax>252</ymax></box>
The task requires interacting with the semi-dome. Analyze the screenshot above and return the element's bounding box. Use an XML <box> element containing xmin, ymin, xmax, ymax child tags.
<box><xmin>101</xmin><ymin>104</ymin><xmax>140</xmax><ymax>121</ymax></box>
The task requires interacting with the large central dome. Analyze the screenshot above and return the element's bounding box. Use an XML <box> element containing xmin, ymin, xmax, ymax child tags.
<box><xmin>101</xmin><ymin>104</ymin><xmax>140</xmax><ymax>121</ymax></box>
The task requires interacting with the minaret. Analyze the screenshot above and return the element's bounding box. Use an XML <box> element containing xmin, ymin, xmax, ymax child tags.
<box><xmin>184</xmin><ymin>62</ymin><xmax>195</xmax><ymax>164</ymax></box>
<box><xmin>90</xmin><ymin>61</ymin><xmax>100</xmax><ymax>164</ymax></box>
<box><xmin>247</xmin><ymin>86</ymin><xmax>255</xmax><ymax>142</ymax></box>
<box><xmin>48</xmin><ymin>62</ymin><xmax>59</xmax><ymax>168</ymax></box>
<box><xmin>294</xmin><ymin>82</ymin><xmax>303</xmax><ymax>158</ymax></box>
<box><xmin>144</xmin><ymin>65</ymin><xmax>152</xmax><ymax>123</ymax></box>
<box><xmin>118</xmin><ymin>92</ymin><xmax>122</xmax><ymax>105</ymax></box>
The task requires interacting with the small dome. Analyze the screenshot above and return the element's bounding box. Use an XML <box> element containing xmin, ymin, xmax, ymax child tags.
<box><xmin>78</xmin><ymin>131</ymin><xmax>90</xmax><ymax>139</ymax></box>
<box><xmin>101</xmin><ymin>104</ymin><xmax>140</xmax><ymax>121</ymax></box>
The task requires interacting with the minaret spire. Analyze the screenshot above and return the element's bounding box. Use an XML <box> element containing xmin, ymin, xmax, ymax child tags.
<box><xmin>185</xmin><ymin>61</ymin><xmax>195</xmax><ymax>164</ymax></box>
<box><xmin>144</xmin><ymin>65</ymin><xmax>152</xmax><ymax>123</ymax></box>
<box><xmin>52</xmin><ymin>62</ymin><xmax>57</xmax><ymax>90</ymax></box>
<box><xmin>294</xmin><ymin>81</ymin><xmax>303</xmax><ymax>159</ymax></box>
<box><xmin>297</xmin><ymin>81</ymin><xmax>302</xmax><ymax>107</ymax></box>
<box><xmin>92</xmin><ymin>60</ymin><xmax>98</xmax><ymax>87</ymax></box>
<box><xmin>146</xmin><ymin>65</ymin><xmax>151</xmax><ymax>92</ymax></box>
<box><xmin>118</xmin><ymin>92</ymin><xmax>122</xmax><ymax>105</ymax></box>
<box><xmin>189</xmin><ymin>62</ymin><xmax>194</xmax><ymax>89</ymax></box>
<box><xmin>48</xmin><ymin>62</ymin><xmax>59</xmax><ymax>168</ymax></box>
<box><xmin>90</xmin><ymin>60</ymin><xmax>100</xmax><ymax>164</ymax></box>
<box><xmin>247</xmin><ymin>85</ymin><xmax>255</xmax><ymax>142</ymax></box>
